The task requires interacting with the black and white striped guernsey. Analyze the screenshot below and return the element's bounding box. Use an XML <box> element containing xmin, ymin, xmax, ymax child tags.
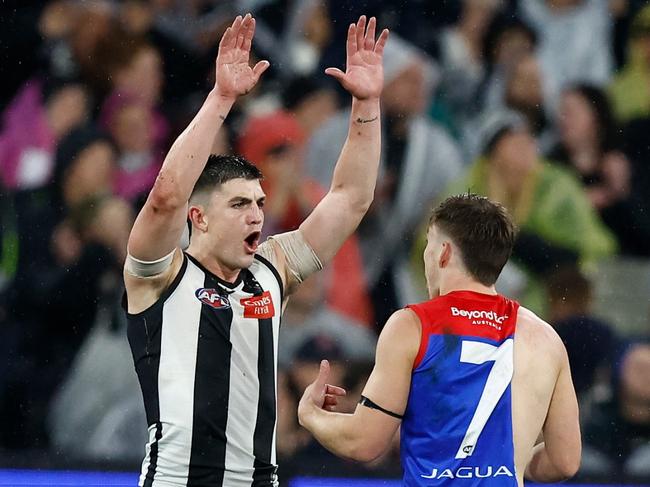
<box><xmin>126</xmin><ymin>251</ymin><xmax>283</xmax><ymax>487</ymax></box>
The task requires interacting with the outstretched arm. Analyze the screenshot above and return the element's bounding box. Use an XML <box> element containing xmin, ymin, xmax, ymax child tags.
<box><xmin>127</xmin><ymin>14</ymin><xmax>269</xmax><ymax>262</ymax></box>
<box><xmin>298</xmin><ymin>16</ymin><xmax>389</xmax><ymax>266</ymax></box>
<box><xmin>297</xmin><ymin>309</ymin><xmax>419</xmax><ymax>462</ymax></box>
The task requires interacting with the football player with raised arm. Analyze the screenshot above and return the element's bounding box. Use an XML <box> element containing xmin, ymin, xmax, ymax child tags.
<box><xmin>123</xmin><ymin>13</ymin><xmax>388</xmax><ymax>487</ymax></box>
<box><xmin>298</xmin><ymin>194</ymin><xmax>581</xmax><ymax>486</ymax></box>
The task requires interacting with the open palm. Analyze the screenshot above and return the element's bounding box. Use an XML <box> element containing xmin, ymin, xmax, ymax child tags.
<box><xmin>215</xmin><ymin>14</ymin><xmax>269</xmax><ymax>99</ymax></box>
<box><xmin>325</xmin><ymin>16</ymin><xmax>389</xmax><ymax>100</ymax></box>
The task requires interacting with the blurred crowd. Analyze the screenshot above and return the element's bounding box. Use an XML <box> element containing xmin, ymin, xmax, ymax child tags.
<box><xmin>0</xmin><ymin>0</ymin><xmax>649</xmax><ymax>482</ymax></box>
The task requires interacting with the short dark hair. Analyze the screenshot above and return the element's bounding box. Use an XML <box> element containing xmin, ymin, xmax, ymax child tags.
<box><xmin>429</xmin><ymin>194</ymin><xmax>516</xmax><ymax>286</ymax></box>
<box><xmin>191</xmin><ymin>154</ymin><xmax>263</xmax><ymax>198</ymax></box>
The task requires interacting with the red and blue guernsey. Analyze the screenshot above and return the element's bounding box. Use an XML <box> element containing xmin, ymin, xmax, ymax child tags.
<box><xmin>401</xmin><ymin>290</ymin><xmax>520</xmax><ymax>485</ymax></box>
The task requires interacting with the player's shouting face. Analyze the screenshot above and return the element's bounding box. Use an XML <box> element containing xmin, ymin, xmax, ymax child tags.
<box><xmin>189</xmin><ymin>178</ymin><xmax>266</xmax><ymax>272</ymax></box>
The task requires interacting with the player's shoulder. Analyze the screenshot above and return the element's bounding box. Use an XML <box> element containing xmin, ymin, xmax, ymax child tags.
<box><xmin>378</xmin><ymin>308</ymin><xmax>422</xmax><ymax>356</ymax></box>
<box><xmin>387</xmin><ymin>308</ymin><xmax>422</xmax><ymax>330</ymax></box>
<box><xmin>516</xmin><ymin>306</ymin><xmax>567</xmax><ymax>361</ymax></box>
<box><xmin>407</xmin><ymin>295</ymin><xmax>449</xmax><ymax>317</ymax></box>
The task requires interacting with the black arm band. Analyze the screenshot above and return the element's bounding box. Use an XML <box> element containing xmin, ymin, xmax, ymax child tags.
<box><xmin>359</xmin><ymin>395</ymin><xmax>404</xmax><ymax>420</ymax></box>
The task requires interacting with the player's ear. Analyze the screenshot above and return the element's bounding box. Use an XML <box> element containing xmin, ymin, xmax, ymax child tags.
<box><xmin>439</xmin><ymin>241</ymin><xmax>452</xmax><ymax>268</ymax></box>
<box><xmin>188</xmin><ymin>205</ymin><xmax>209</xmax><ymax>233</ymax></box>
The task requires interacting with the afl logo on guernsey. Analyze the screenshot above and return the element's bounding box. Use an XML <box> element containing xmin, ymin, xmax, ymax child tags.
<box><xmin>195</xmin><ymin>288</ymin><xmax>231</xmax><ymax>309</ymax></box>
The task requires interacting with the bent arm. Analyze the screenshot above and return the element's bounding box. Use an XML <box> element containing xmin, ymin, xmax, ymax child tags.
<box><xmin>298</xmin><ymin>309</ymin><xmax>419</xmax><ymax>461</ymax></box>
<box><xmin>525</xmin><ymin>349</ymin><xmax>581</xmax><ymax>482</ymax></box>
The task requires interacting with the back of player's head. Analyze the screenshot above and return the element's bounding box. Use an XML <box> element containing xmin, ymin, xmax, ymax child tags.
<box><xmin>191</xmin><ymin>154</ymin><xmax>263</xmax><ymax>200</ymax></box>
<box><xmin>429</xmin><ymin>194</ymin><xmax>515</xmax><ymax>286</ymax></box>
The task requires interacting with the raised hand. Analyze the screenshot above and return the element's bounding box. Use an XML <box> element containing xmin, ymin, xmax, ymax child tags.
<box><xmin>215</xmin><ymin>14</ymin><xmax>270</xmax><ymax>100</ymax></box>
<box><xmin>299</xmin><ymin>360</ymin><xmax>347</xmax><ymax>420</ymax></box>
<box><xmin>325</xmin><ymin>16</ymin><xmax>389</xmax><ymax>101</ymax></box>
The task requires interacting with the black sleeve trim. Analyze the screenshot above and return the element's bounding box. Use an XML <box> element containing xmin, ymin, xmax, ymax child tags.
<box><xmin>359</xmin><ymin>395</ymin><xmax>404</xmax><ymax>420</ymax></box>
<box><xmin>254</xmin><ymin>253</ymin><xmax>284</xmax><ymax>302</ymax></box>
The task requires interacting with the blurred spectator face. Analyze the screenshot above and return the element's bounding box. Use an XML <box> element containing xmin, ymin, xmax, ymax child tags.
<box><xmin>46</xmin><ymin>84</ymin><xmax>90</xmax><ymax>140</ymax></box>
<box><xmin>71</xmin><ymin>2</ymin><xmax>114</xmax><ymax>62</ymax></box>
<box><xmin>303</xmin><ymin>3</ymin><xmax>332</xmax><ymax>49</ymax></box>
<box><xmin>87</xmin><ymin>197</ymin><xmax>134</xmax><ymax>264</ymax></box>
<box><xmin>63</xmin><ymin>141</ymin><xmax>115</xmax><ymax>206</ymax></box>
<box><xmin>39</xmin><ymin>1</ymin><xmax>77</xmax><ymax>39</ymax></box>
<box><xmin>619</xmin><ymin>344</ymin><xmax>650</xmax><ymax>424</ymax></box>
<box><xmin>492</xmin><ymin>27</ymin><xmax>535</xmax><ymax>67</ymax></box>
<box><xmin>114</xmin><ymin>46</ymin><xmax>163</xmax><ymax>106</ymax></box>
<box><xmin>546</xmin><ymin>266</ymin><xmax>592</xmax><ymax>322</ymax></box>
<box><xmin>238</xmin><ymin>111</ymin><xmax>306</xmax><ymax>194</ymax></box>
<box><xmin>120</xmin><ymin>0</ymin><xmax>154</xmax><ymax>35</ymax></box>
<box><xmin>490</xmin><ymin>129</ymin><xmax>537</xmax><ymax>180</ymax></box>
<box><xmin>506</xmin><ymin>55</ymin><xmax>543</xmax><ymax>110</ymax></box>
<box><xmin>462</xmin><ymin>0</ymin><xmax>502</xmax><ymax>34</ymax></box>
<box><xmin>262</xmin><ymin>144</ymin><xmax>302</xmax><ymax>186</ymax></box>
<box><xmin>559</xmin><ymin>90</ymin><xmax>597</xmax><ymax>150</ymax></box>
<box><xmin>289</xmin><ymin>335</ymin><xmax>346</xmax><ymax>395</ymax></box>
<box><xmin>382</xmin><ymin>63</ymin><xmax>427</xmax><ymax>116</ymax></box>
<box><xmin>110</xmin><ymin>103</ymin><xmax>153</xmax><ymax>152</ymax></box>
<box><xmin>293</xmin><ymin>90</ymin><xmax>338</xmax><ymax>137</ymax></box>
<box><xmin>634</xmin><ymin>34</ymin><xmax>650</xmax><ymax>65</ymax></box>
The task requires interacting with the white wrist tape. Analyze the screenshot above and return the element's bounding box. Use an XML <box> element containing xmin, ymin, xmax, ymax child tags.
<box><xmin>124</xmin><ymin>249</ymin><xmax>175</xmax><ymax>278</ymax></box>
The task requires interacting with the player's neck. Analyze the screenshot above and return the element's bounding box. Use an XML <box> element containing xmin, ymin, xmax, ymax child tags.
<box><xmin>186</xmin><ymin>245</ymin><xmax>241</xmax><ymax>283</ymax></box>
<box><xmin>438</xmin><ymin>273</ymin><xmax>497</xmax><ymax>297</ymax></box>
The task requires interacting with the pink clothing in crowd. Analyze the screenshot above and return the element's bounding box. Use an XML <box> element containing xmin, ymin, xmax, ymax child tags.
<box><xmin>99</xmin><ymin>90</ymin><xmax>169</xmax><ymax>201</ymax></box>
<box><xmin>0</xmin><ymin>80</ymin><xmax>56</xmax><ymax>190</ymax></box>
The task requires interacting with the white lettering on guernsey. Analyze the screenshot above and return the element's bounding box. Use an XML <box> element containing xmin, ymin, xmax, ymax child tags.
<box><xmin>421</xmin><ymin>465</ymin><xmax>514</xmax><ymax>479</ymax></box>
<box><xmin>450</xmin><ymin>306</ymin><xmax>507</xmax><ymax>330</ymax></box>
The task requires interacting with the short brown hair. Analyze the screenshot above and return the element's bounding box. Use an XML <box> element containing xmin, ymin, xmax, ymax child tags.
<box><xmin>429</xmin><ymin>194</ymin><xmax>516</xmax><ymax>286</ymax></box>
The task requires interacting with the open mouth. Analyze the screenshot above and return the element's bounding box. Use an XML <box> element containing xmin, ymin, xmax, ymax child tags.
<box><xmin>244</xmin><ymin>231</ymin><xmax>261</xmax><ymax>253</ymax></box>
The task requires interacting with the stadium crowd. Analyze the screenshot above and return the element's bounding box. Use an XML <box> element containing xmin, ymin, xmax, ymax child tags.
<box><xmin>0</xmin><ymin>0</ymin><xmax>649</xmax><ymax>482</ymax></box>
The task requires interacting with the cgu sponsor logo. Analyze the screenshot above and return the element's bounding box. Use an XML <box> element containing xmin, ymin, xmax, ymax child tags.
<box><xmin>451</xmin><ymin>306</ymin><xmax>507</xmax><ymax>330</ymax></box>
<box><xmin>421</xmin><ymin>465</ymin><xmax>514</xmax><ymax>479</ymax></box>
<box><xmin>195</xmin><ymin>288</ymin><xmax>231</xmax><ymax>309</ymax></box>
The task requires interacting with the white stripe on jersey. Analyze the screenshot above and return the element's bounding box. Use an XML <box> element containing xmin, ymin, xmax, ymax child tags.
<box><xmin>223</xmin><ymin>293</ymin><xmax>260</xmax><ymax>485</ymax></box>
<box><xmin>135</xmin><ymin>255</ymin><xmax>282</xmax><ymax>487</ymax></box>
<box><xmin>140</xmin><ymin>261</ymin><xmax>204</xmax><ymax>486</ymax></box>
